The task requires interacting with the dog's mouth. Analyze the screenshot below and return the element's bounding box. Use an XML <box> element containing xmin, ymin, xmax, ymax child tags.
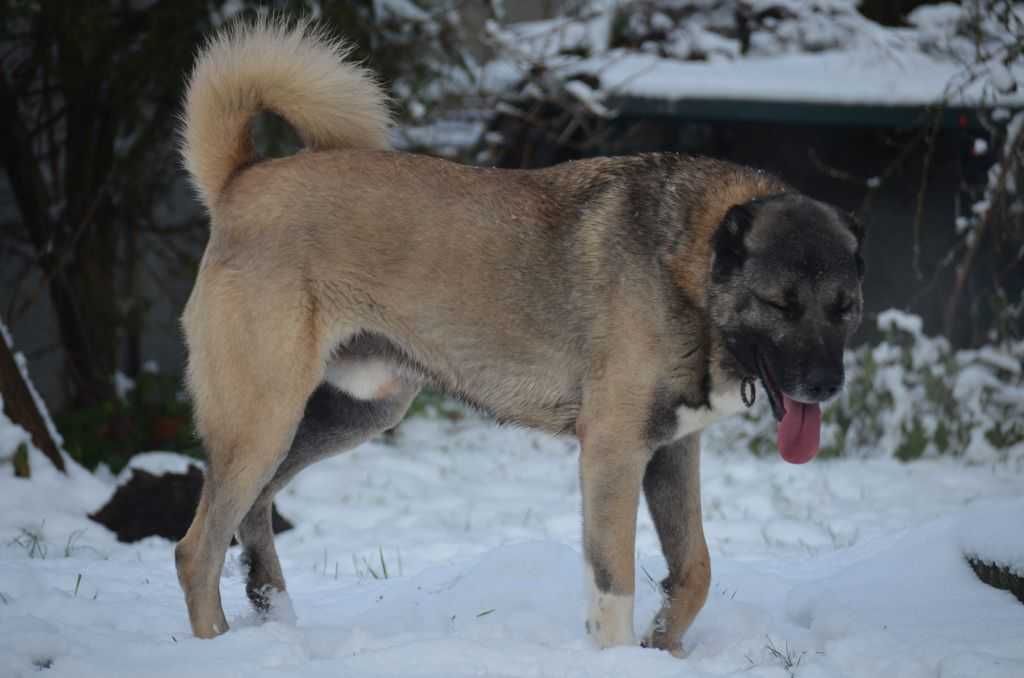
<box><xmin>754</xmin><ymin>348</ymin><xmax>821</xmax><ymax>465</ymax></box>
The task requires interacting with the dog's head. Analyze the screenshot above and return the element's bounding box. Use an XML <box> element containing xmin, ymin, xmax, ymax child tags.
<box><xmin>708</xmin><ymin>192</ymin><xmax>864</xmax><ymax>463</ymax></box>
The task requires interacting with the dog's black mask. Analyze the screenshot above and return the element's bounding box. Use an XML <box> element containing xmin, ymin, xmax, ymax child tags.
<box><xmin>708</xmin><ymin>193</ymin><xmax>864</xmax><ymax>420</ymax></box>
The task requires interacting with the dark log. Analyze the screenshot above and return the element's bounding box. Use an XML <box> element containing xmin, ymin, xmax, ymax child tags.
<box><xmin>966</xmin><ymin>555</ymin><xmax>1024</xmax><ymax>605</ymax></box>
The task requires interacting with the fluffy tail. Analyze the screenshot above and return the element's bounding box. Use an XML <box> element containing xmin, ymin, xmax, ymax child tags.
<box><xmin>180</xmin><ymin>17</ymin><xmax>391</xmax><ymax>211</ymax></box>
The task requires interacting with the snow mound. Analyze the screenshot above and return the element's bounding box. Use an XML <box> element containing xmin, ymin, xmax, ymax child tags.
<box><xmin>957</xmin><ymin>499</ymin><xmax>1024</xmax><ymax>577</ymax></box>
<box><xmin>114</xmin><ymin>451</ymin><xmax>203</xmax><ymax>486</ymax></box>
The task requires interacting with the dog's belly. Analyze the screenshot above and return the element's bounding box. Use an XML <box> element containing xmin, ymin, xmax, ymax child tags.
<box><xmin>456</xmin><ymin>363</ymin><xmax>583</xmax><ymax>434</ymax></box>
<box><xmin>324</xmin><ymin>357</ymin><xmax>405</xmax><ymax>401</ymax></box>
<box><xmin>328</xmin><ymin>333</ymin><xmax>583</xmax><ymax>434</ymax></box>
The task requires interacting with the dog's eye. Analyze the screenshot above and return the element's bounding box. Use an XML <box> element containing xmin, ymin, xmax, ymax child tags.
<box><xmin>754</xmin><ymin>294</ymin><xmax>798</xmax><ymax>317</ymax></box>
<box><xmin>830</xmin><ymin>296</ymin><xmax>856</xmax><ymax>320</ymax></box>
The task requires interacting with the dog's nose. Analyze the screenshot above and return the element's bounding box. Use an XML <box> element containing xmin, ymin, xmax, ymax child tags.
<box><xmin>804</xmin><ymin>368</ymin><xmax>843</xmax><ymax>401</ymax></box>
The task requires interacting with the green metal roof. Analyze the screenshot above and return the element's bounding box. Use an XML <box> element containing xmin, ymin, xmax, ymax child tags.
<box><xmin>611</xmin><ymin>95</ymin><xmax>1014</xmax><ymax>130</ymax></box>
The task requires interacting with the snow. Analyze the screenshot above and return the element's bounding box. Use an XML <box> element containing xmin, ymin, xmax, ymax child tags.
<box><xmin>877</xmin><ymin>308</ymin><xmax>924</xmax><ymax>336</ymax></box>
<box><xmin>393</xmin><ymin>118</ymin><xmax>485</xmax><ymax>157</ymax></box>
<box><xmin>374</xmin><ymin>0</ymin><xmax>430</xmax><ymax>23</ymax></box>
<box><xmin>958</xmin><ymin>503</ymin><xmax>1024</xmax><ymax>577</ymax></box>
<box><xmin>580</xmin><ymin>48</ymin><xmax>1020</xmax><ymax>107</ymax></box>
<box><xmin>564</xmin><ymin>79</ymin><xmax>611</xmax><ymax>117</ymax></box>
<box><xmin>113</xmin><ymin>451</ymin><xmax>202</xmax><ymax>485</ymax></box>
<box><xmin>113</xmin><ymin>371</ymin><xmax>135</xmax><ymax>400</ymax></box>
<box><xmin>2</xmin><ymin>411</ymin><xmax>1024</xmax><ymax>677</ymax></box>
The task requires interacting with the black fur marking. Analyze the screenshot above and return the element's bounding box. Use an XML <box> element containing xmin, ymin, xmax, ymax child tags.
<box><xmin>294</xmin><ymin>385</ymin><xmax>386</xmax><ymax>453</ymax></box>
<box><xmin>645</xmin><ymin>382</ymin><xmax>712</xmax><ymax>447</ymax></box>
<box><xmin>589</xmin><ymin>554</ymin><xmax>615</xmax><ymax>593</ymax></box>
<box><xmin>828</xmin><ymin>292</ymin><xmax>856</xmax><ymax>324</ymax></box>
<box><xmin>841</xmin><ymin>210</ymin><xmax>866</xmax><ymax>246</ymax></box>
<box><xmin>843</xmin><ymin>210</ymin><xmax>868</xmax><ymax>279</ymax></box>
<box><xmin>753</xmin><ymin>196</ymin><xmax>864</xmax><ymax>284</ymax></box>
<box><xmin>241</xmin><ymin>548</ymin><xmax>271</xmax><ymax>611</ymax></box>
<box><xmin>700</xmin><ymin>369</ymin><xmax>711</xmax><ymax>409</ymax></box>
<box><xmin>611</xmin><ymin>154</ymin><xmax>679</xmax><ymax>258</ymax></box>
<box><xmin>710</xmin><ymin>203</ymin><xmax>754</xmax><ymax>283</ymax></box>
<box><xmin>781</xmin><ymin>287</ymin><xmax>804</xmax><ymax>322</ymax></box>
<box><xmin>645</xmin><ymin>386</ymin><xmax>680</xmax><ymax>447</ymax></box>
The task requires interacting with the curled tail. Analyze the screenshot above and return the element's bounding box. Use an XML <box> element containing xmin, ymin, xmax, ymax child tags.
<box><xmin>180</xmin><ymin>17</ymin><xmax>391</xmax><ymax>211</ymax></box>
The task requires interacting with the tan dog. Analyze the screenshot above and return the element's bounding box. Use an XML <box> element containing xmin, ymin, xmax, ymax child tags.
<box><xmin>175</xmin><ymin>18</ymin><xmax>864</xmax><ymax>654</ymax></box>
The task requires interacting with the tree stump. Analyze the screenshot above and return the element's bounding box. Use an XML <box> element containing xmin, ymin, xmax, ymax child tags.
<box><xmin>89</xmin><ymin>464</ymin><xmax>292</xmax><ymax>543</ymax></box>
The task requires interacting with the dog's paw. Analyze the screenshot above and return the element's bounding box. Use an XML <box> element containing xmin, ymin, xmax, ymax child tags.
<box><xmin>640</xmin><ymin>633</ymin><xmax>685</xmax><ymax>657</ymax></box>
<box><xmin>246</xmin><ymin>584</ymin><xmax>297</xmax><ymax>626</ymax></box>
<box><xmin>585</xmin><ymin>591</ymin><xmax>635</xmax><ymax>648</ymax></box>
<box><xmin>641</xmin><ymin>616</ymin><xmax>685</xmax><ymax>657</ymax></box>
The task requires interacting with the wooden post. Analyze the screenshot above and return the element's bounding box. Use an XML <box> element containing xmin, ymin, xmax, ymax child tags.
<box><xmin>0</xmin><ymin>327</ymin><xmax>65</xmax><ymax>474</ymax></box>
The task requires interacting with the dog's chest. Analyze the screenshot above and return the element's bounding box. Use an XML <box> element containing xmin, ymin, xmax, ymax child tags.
<box><xmin>672</xmin><ymin>384</ymin><xmax>746</xmax><ymax>440</ymax></box>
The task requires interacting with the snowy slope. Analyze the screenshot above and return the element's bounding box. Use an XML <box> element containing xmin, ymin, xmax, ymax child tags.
<box><xmin>2</xmin><ymin>412</ymin><xmax>1024</xmax><ymax>677</ymax></box>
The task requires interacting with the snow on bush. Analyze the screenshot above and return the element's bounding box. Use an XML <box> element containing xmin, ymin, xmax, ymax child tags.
<box><xmin>711</xmin><ymin>309</ymin><xmax>1024</xmax><ymax>465</ymax></box>
<box><xmin>617</xmin><ymin>0</ymin><xmax>1022</xmax><ymax>74</ymax></box>
<box><xmin>477</xmin><ymin>0</ymin><xmax>1024</xmax><ymax>108</ymax></box>
<box><xmin>617</xmin><ymin>0</ymin><xmax>878</xmax><ymax>60</ymax></box>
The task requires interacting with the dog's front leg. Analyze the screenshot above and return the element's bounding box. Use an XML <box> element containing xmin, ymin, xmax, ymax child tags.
<box><xmin>641</xmin><ymin>433</ymin><xmax>709</xmax><ymax>656</ymax></box>
<box><xmin>579</xmin><ymin>426</ymin><xmax>649</xmax><ymax>648</ymax></box>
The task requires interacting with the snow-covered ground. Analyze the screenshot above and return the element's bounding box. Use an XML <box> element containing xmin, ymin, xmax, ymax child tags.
<box><xmin>2</xmin><ymin>411</ymin><xmax>1023</xmax><ymax>678</ymax></box>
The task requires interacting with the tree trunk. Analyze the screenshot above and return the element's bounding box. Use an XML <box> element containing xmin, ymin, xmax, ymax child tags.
<box><xmin>47</xmin><ymin>255</ymin><xmax>119</xmax><ymax>408</ymax></box>
<box><xmin>0</xmin><ymin>330</ymin><xmax>66</xmax><ymax>474</ymax></box>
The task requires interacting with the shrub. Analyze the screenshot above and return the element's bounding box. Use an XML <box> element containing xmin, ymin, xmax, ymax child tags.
<box><xmin>55</xmin><ymin>369</ymin><xmax>198</xmax><ymax>473</ymax></box>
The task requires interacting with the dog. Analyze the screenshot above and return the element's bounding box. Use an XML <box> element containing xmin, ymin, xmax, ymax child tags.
<box><xmin>174</xmin><ymin>18</ymin><xmax>864</xmax><ymax>654</ymax></box>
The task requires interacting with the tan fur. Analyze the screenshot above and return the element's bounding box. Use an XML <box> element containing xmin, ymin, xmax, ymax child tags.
<box><xmin>180</xmin><ymin>16</ymin><xmax>390</xmax><ymax>210</ymax></box>
<box><xmin>174</xmin><ymin>18</ymin><xmax>858</xmax><ymax>652</ymax></box>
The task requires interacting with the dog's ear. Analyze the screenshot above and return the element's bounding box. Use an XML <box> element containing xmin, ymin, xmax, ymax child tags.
<box><xmin>841</xmin><ymin>211</ymin><xmax>866</xmax><ymax>279</ymax></box>
<box><xmin>711</xmin><ymin>203</ymin><xmax>755</xmax><ymax>282</ymax></box>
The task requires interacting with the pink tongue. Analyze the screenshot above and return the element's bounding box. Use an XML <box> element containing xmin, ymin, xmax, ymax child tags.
<box><xmin>777</xmin><ymin>395</ymin><xmax>821</xmax><ymax>464</ymax></box>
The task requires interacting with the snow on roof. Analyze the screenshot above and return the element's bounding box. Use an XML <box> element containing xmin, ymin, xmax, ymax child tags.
<box><xmin>484</xmin><ymin>1</ymin><xmax>1024</xmax><ymax>109</ymax></box>
<box><xmin>591</xmin><ymin>49</ymin><xmax>1015</xmax><ymax>107</ymax></box>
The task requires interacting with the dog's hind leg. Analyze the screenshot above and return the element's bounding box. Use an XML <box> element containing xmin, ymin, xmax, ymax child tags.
<box><xmin>237</xmin><ymin>382</ymin><xmax>418</xmax><ymax>613</ymax></box>
<box><xmin>640</xmin><ymin>433</ymin><xmax>709</xmax><ymax>656</ymax></box>
<box><xmin>176</xmin><ymin>387</ymin><xmax>317</xmax><ymax>638</ymax></box>
<box><xmin>175</xmin><ymin>276</ymin><xmax>326</xmax><ymax>639</ymax></box>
